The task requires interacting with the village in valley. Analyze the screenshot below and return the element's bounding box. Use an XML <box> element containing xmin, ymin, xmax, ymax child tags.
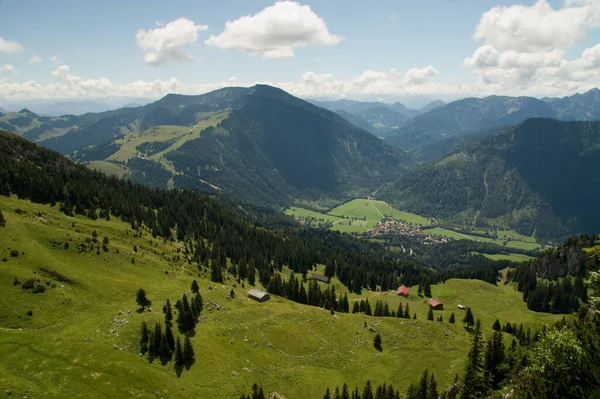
<box><xmin>367</xmin><ymin>218</ymin><xmax>449</xmax><ymax>244</ymax></box>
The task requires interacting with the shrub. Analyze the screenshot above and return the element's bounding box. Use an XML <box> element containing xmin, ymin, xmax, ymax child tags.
<box><xmin>26</xmin><ymin>310</ymin><xmax>33</xmax><ymax>316</ymax></box>
<box><xmin>1</xmin><ymin>258</ymin><xmax>7</xmax><ymax>262</ymax></box>
<box><xmin>32</xmin><ymin>284</ymin><xmax>46</xmax><ymax>294</ymax></box>
<box><xmin>10</xmin><ymin>250</ymin><xmax>19</xmax><ymax>257</ymax></box>
<box><xmin>21</xmin><ymin>279</ymin><xmax>35</xmax><ymax>289</ymax></box>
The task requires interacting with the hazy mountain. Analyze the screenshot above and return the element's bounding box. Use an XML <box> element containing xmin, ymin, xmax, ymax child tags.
<box><xmin>309</xmin><ymin>99</ymin><xmax>418</xmax><ymax>137</ymax></box>
<box><xmin>380</xmin><ymin>118</ymin><xmax>600</xmax><ymax>241</ymax></box>
<box><xmin>5</xmin><ymin>85</ymin><xmax>411</xmax><ymax>207</ymax></box>
<box><xmin>419</xmin><ymin>100</ymin><xmax>445</xmax><ymax>113</ymax></box>
<box><xmin>386</xmin><ymin>96</ymin><xmax>557</xmax><ymax>151</ymax></box>
<box><xmin>0</xmin><ymin>106</ymin><xmax>5</xmax><ymax>114</ymax></box>
<box><xmin>2</xmin><ymin>97</ymin><xmax>154</xmax><ymax>116</ymax></box>
<box><xmin>543</xmin><ymin>88</ymin><xmax>600</xmax><ymax>120</ymax></box>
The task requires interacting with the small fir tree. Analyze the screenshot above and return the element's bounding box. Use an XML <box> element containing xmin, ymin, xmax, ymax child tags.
<box><xmin>183</xmin><ymin>335</ymin><xmax>195</xmax><ymax>369</ymax></box>
<box><xmin>191</xmin><ymin>279</ymin><xmax>199</xmax><ymax>293</ymax></box>
<box><xmin>463</xmin><ymin>307</ymin><xmax>475</xmax><ymax>327</ymax></box>
<box><xmin>449</xmin><ymin>313</ymin><xmax>456</xmax><ymax>324</ymax></box>
<box><xmin>140</xmin><ymin>321</ymin><xmax>149</xmax><ymax>354</ymax></box>
<box><xmin>373</xmin><ymin>333</ymin><xmax>382</xmax><ymax>351</ymax></box>
<box><xmin>136</xmin><ymin>288</ymin><xmax>151</xmax><ymax>310</ymax></box>
<box><xmin>427</xmin><ymin>307</ymin><xmax>434</xmax><ymax>321</ymax></box>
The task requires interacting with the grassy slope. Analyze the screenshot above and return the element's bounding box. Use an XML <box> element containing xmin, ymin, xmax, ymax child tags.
<box><xmin>475</xmin><ymin>253</ymin><xmax>535</xmax><ymax>262</ymax></box>
<box><xmin>0</xmin><ymin>196</ymin><xmax>475</xmax><ymax>398</ymax></box>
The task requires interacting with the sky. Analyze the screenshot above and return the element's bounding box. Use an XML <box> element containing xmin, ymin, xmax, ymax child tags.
<box><xmin>0</xmin><ymin>0</ymin><xmax>599</xmax><ymax>105</ymax></box>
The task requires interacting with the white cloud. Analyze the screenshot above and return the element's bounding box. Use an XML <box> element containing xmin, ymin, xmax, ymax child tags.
<box><xmin>136</xmin><ymin>17</ymin><xmax>208</xmax><ymax>65</ymax></box>
<box><xmin>464</xmin><ymin>0</ymin><xmax>600</xmax><ymax>93</ymax></box>
<box><xmin>29</xmin><ymin>54</ymin><xmax>43</xmax><ymax>64</ymax></box>
<box><xmin>0</xmin><ymin>64</ymin><xmax>16</xmax><ymax>73</ymax></box>
<box><xmin>0</xmin><ymin>37</ymin><xmax>23</xmax><ymax>54</ymax></box>
<box><xmin>50</xmin><ymin>56</ymin><xmax>62</xmax><ymax>65</ymax></box>
<box><xmin>205</xmin><ymin>1</ymin><xmax>342</xmax><ymax>58</ymax></box>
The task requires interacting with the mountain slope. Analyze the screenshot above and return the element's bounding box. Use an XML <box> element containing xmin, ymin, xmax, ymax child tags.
<box><xmin>162</xmin><ymin>85</ymin><xmax>411</xmax><ymax>206</ymax></box>
<box><xmin>379</xmin><ymin>118</ymin><xmax>600</xmax><ymax>241</ymax></box>
<box><xmin>386</xmin><ymin>96</ymin><xmax>557</xmax><ymax>150</ymax></box>
<box><xmin>12</xmin><ymin>85</ymin><xmax>411</xmax><ymax>207</ymax></box>
<box><xmin>543</xmin><ymin>88</ymin><xmax>600</xmax><ymax>120</ymax></box>
<box><xmin>308</xmin><ymin>99</ymin><xmax>418</xmax><ymax>137</ymax></box>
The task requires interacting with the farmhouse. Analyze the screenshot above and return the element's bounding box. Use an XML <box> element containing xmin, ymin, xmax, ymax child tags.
<box><xmin>429</xmin><ymin>298</ymin><xmax>444</xmax><ymax>310</ymax></box>
<box><xmin>311</xmin><ymin>273</ymin><xmax>330</xmax><ymax>284</ymax></box>
<box><xmin>248</xmin><ymin>289</ymin><xmax>270</xmax><ymax>302</ymax></box>
<box><xmin>397</xmin><ymin>285</ymin><xmax>409</xmax><ymax>297</ymax></box>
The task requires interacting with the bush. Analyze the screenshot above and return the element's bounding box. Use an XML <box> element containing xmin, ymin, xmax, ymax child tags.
<box><xmin>32</xmin><ymin>284</ymin><xmax>46</xmax><ymax>294</ymax></box>
<box><xmin>26</xmin><ymin>310</ymin><xmax>33</xmax><ymax>316</ymax></box>
<box><xmin>1</xmin><ymin>258</ymin><xmax>7</xmax><ymax>262</ymax></box>
<box><xmin>21</xmin><ymin>279</ymin><xmax>35</xmax><ymax>289</ymax></box>
<box><xmin>10</xmin><ymin>250</ymin><xmax>19</xmax><ymax>257</ymax></box>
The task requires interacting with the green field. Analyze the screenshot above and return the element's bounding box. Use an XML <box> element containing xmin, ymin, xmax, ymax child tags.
<box><xmin>506</xmin><ymin>240</ymin><xmax>542</xmax><ymax>251</ymax></box>
<box><xmin>0</xmin><ymin>196</ymin><xmax>563</xmax><ymax>398</ymax></box>
<box><xmin>286</xmin><ymin>199</ymin><xmax>428</xmax><ymax>234</ymax></box>
<box><xmin>475</xmin><ymin>252</ymin><xmax>534</xmax><ymax>262</ymax></box>
<box><xmin>87</xmin><ymin>160</ymin><xmax>130</xmax><ymax>178</ymax></box>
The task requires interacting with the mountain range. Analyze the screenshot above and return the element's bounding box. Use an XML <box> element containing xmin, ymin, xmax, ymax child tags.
<box><xmin>309</xmin><ymin>99</ymin><xmax>443</xmax><ymax>137</ymax></box>
<box><xmin>0</xmin><ymin>85</ymin><xmax>411</xmax><ymax>207</ymax></box>
<box><xmin>380</xmin><ymin>118</ymin><xmax>600</xmax><ymax>241</ymax></box>
<box><xmin>2</xmin><ymin>85</ymin><xmax>600</xmax><ymax>240</ymax></box>
<box><xmin>385</xmin><ymin>88</ymin><xmax>600</xmax><ymax>160</ymax></box>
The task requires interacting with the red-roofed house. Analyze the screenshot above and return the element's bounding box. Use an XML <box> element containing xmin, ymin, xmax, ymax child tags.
<box><xmin>397</xmin><ymin>285</ymin><xmax>409</xmax><ymax>297</ymax></box>
<box><xmin>429</xmin><ymin>298</ymin><xmax>444</xmax><ymax>310</ymax></box>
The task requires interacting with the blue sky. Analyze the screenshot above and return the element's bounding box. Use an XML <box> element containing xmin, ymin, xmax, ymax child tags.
<box><xmin>0</xmin><ymin>0</ymin><xmax>599</xmax><ymax>103</ymax></box>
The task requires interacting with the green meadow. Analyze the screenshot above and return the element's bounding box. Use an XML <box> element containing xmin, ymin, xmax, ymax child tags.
<box><xmin>0</xmin><ymin>196</ymin><xmax>562</xmax><ymax>398</ymax></box>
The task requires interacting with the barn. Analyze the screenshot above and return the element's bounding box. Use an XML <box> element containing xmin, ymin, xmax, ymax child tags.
<box><xmin>311</xmin><ymin>273</ymin><xmax>330</xmax><ymax>284</ymax></box>
<box><xmin>397</xmin><ymin>285</ymin><xmax>409</xmax><ymax>297</ymax></box>
<box><xmin>429</xmin><ymin>298</ymin><xmax>444</xmax><ymax>310</ymax></box>
<box><xmin>248</xmin><ymin>289</ymin><xmax>270</xmax><ymax>302</ymax></box>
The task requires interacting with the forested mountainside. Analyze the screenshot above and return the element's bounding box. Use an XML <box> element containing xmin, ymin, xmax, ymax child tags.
<box><xmin>379</xmin><ymin>118</ymin><xmax>600</xmax><ymax>241</ymax></box>
<box><xmin>0</xmin><ymin>129</ymin><xmax>491</xmax><ymax>294</ymax></box>
<box><xmin>0</xmin><ymin>86</ymin><xmax>411</xmax><ymax>208</ymax></box>
<box><xmin>385</xmin><ymin>88</ymin><xmax>600</xmax><ymax>161</ymax></box>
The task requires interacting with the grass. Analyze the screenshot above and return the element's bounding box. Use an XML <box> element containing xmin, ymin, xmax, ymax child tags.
<box><xmin>87</xmin><ymin>160</ymin><xmax>130</xmax><ymax>178</ymax></box>
<box><xmin>474</xmin><ymin>252</ymin><xmax>534</xmax><ymax>262</ymax></box>
<box><xmin>0</xmin><ymin>196</ymin><xmax>561</xmax><ymax>398</ymax></box>
<box><xmin>506</xmin><ymin>241</ymin><xmax>542</xmax><ymax>251</ymax></box>
<box><xmin>498</xmin><ymin>230</ymin><xmax>536</xmax><ymax>243</ymax></box>
<box><xmin>0</xmin><ymin>196</ymin><xmax>471</xmax><ymax>398</ymax></box>
<box><xmin>285</xmin><ymin>207</ymin><xmax>342</xmax><ymax>225</ymax></box>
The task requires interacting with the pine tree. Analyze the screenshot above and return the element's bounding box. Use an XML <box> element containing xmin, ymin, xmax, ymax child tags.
<box><xmin>463</xmin><ymin>307</ymin><xmax>475</xmax><ymax>327</ymax></box>
<box><xmin>159</xmin><ymin>330</ymin><xmax>172</xmax><ymax>363</ymax></box>
<box><xmin>397</xmin><ymin>302</ymin><xmax>403</xmax><ymax>318</ymax></box>
<box><xmin>165</xmin><ymin>323</ymin><xmax>175</xmax><ymax>351</ymax></box>
<box><xmin>147</xmin><ymin>330</ymin><xmax>156</xmax><ymax>362</ymax></box>
<box><xmin>461</xmin><ymin>319</ymin><xmax>485</xmax><ymax>398</ymax></box>
<box><xmin>136</xmin><ymin>288</ymin><xmax>151</xmax><ymax>310</ymax></box>
<box><xmin>324</xmin><ymin>387</ymin><xmax>331</xmax><ymax>399</ymax></box>
<box><xmin>191</xmin><ymin>279</ymin><xmax>200</xmax><ymax>293</ymax></box>
<box><xmin>427</xmin><ymin>374</ymin><xmax>438</xmax><ymax>399</ymax></box>
<box><xmin>153</xmin><ymin>322</ymin><xmax>162</xmax><ymax>357</ymax></box>
<box><xmin>164</xmin><ymin>299</ymin><xmax>173</xmax><ymax>326</ymax></box>
<box><xmin>173</xmin><ymin>336</ymin><xmax>183</xmax><ymax>369</ymax></box>
<box><xmin>342</xmin><ymin>383</ymin><xmax>350</xmax><ymax>399</ymax></box>
<box><xmin>404</xmin><ymin>303</ymin><xmax>410</xmax><ymax>319</ymax></box>
<box><xmin>449</xmin><ymin>313</ymin><xmax>456</xmax><ymax>324</ymax></box>
<box><xmin>183</xmin><ymin>335</ymin><xmax>195</xmax><ymax>369</ymax></box>
<box><xmin>140</xmin><ymin>321</ymin><xmax>149</xmax><ymax>354</ymax></box>
<box><xmin>352</xmin><ymin>301</ymin><xmax>359</xmax><ymax>313</ymax></box>
<box><xmin>373</xmin><ymin>333</ymin><xmax>382</xmax><ymax>351</ymax></box>
<box><xmin>492</xmin><ymin>319</ymin><xmax>501</xmax><ymax>331</ymax></box>
<box><xmin>428</xmin><ymin>307</ymin><xmax>434</xmax><ymax>321</ymax></box>
<box><xmin>419</xmin><ymin>370</ymin><xmax>429</xmax><ymax>399</ymax></box>
<box><xmin>364</xmin><ymin>299</ymin><xmax>372</xmax><ymax>316</ymax></box>
<box><xmin>362</xmin><ymin>380</ymin><xmax>373</xmax><ymax>399</ymax></box>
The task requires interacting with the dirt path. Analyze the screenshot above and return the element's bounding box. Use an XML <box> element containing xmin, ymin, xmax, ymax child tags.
<box><xmin>368</xmin><ymin>199</ymin><xmax>385</xmax><ymax>219</ymax></box>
